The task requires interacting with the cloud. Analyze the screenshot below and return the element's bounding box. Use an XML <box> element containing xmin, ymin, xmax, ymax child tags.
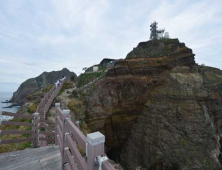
<box><xmin>0</xmin><ymin>0</ymin><xmax>222</xmax><ymax>92</ymax></box>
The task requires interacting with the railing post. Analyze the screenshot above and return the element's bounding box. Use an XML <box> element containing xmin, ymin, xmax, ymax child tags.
<box><xmin>55</xmin><ymin>103</ymin><xmax>60</xmax><ymax>146</ymax></box>
<box><xmin>75</xmin><ymin>121</ymin><xmax>80</xmax><ymax>129</ymax></box>
<box><xmin>61</xmin><ymin>109</ymin><xmax>70</xmax><ymax>170</ymax></box>
<box><xmin>32</xmin><ymin>112</ymin><xmax>39</xmax><ymax>147</ymax></box>
<box><xmin>87</xmin><ymin>132</ymin><xmax>105</xmax><ymax>170</ymax></box>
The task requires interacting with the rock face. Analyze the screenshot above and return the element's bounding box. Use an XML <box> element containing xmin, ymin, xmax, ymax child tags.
<box><xmin>11</xmin><ymin>68</ymin><xmax>76</xmax><ymax>104</ymax></box>
<box><xmin>82</xmin><ymin>39</ymin><xmax>222</xmax><ymax>169</ymax></box>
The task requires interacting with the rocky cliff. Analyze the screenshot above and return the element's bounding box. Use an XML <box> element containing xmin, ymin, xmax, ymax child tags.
<box><xmin>78</xmin><ymin>39</ymin><xmax>222</xmax><ymax>169</ymax></box>
<box><xmin>11</xmin><ymin>68</ymin><xmax>76</xmax><ymax>104</ymax></box>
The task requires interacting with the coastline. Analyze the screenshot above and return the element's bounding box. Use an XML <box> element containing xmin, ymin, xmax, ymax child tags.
<box><xmin>0</xmin><ymin>92</ymin><xmax>20</xmax><ymax>120</ymax></box>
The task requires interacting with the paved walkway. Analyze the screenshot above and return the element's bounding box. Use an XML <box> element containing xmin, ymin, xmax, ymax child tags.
<box><xmin>0</xmin><ymin>145</ymin><xmax>61</xmax><ymax>170</ymax></box>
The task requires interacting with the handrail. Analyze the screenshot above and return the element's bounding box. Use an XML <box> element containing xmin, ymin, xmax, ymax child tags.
<box><xmin>36</xmin><ymin>78</ymin><xmax>66</xmax><ymax>119</ymax></box>
<box><xmin>0</xmin><ymin>121</ymin><xmax>33</xmax><ymax>127</ymax></box>
<box><xmin>0</xmin><ymin>78</ymin><xmax>117</xmax><ymax>170</ymax></box>
<box><xmin>55</xmin><ymin>104</ymin><xmax>116</xmax><ymax>170</ymax></box>
<box><xmin>66</xmin><ymin>134</ymin><xmax>87</xmax><ymax>170</ymax></box>
<box><xmin>67</xmin><ymin>119</ymin><xmax>87</xmax><ymax>151</ymax></box>
<box><xmin>103</xmin><ymin>161</ymin><xmax>116</xmax><ymax>170</ymax></box>
<box><xmin>39</xmin><ymin>131</ymin><xmax>55</xmax><ymax>135</ymax></box>
<box><xmin>0</xmin><ymin>130</ymin><xmax>32</xmax><ymax>135</ymax></box>
<box><xmin>1</xmin><ymin>112</ymin><xmax>33</xmax><ymax>119</ymax></box>
<box><xmin>0</xmin><ymin>138</ymin><xmax>33</xmax><ymax>145</ymax></box>
<box><xmin>65</xmin><ymin>149</ymin><xmax>78</xmax><ymax>170</ymax></box>
<box><xmin>0</xmin><ymin>79</ymin><xmax>66</xmax><ymax>147</ymax></box>
<box><xmin>57</xmin><ymin>108</ymin><xmax>63</xmax><ymax>118</ymax></box>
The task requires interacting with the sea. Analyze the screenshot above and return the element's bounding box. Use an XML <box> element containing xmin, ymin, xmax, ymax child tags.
<box><xmin>0</xmin><ymin>92</ymin><xmax>20</xmax><ymax>119</ymax></box>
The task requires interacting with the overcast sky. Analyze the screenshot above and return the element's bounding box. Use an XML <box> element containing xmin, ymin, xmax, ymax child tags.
<box><xmin>0</xmin><ymin>0</ymin><xmax>222</xmax><ymax>93</ymax></box>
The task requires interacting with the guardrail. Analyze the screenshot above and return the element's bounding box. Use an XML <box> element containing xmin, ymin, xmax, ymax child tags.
<box><xmin>0</xmin><ymin>111</ymin><xmax>33</xmax><ymax>145</ymax></box>
<box><xmin>0</xmin><ymin>79</ymin><xmax>66</xmax><ymax>147</ymax></box>
<box><xmin>55</xmin><ymin>103</ymin><xmax>116</xmax><ymax>170</ymax></box>
<box><xmin>1</xmin><ymin>78</ymin><xmax>117</xmax><ymax>170</ymax></box>
<box><xmin>37</xmin><ymin>78</ymin><xmax>66</xmax><ymax>119</ymax></box>
<box><xmin>0</xmin><ymin>111</ymin><xmax>54</xmax><ymax>147</ymax></box>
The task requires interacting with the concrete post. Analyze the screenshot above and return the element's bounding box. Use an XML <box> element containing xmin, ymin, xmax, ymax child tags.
<box><xmin>75</xmin><ymin>121</ymin><xmax>80</xmax><ymax>129</ymax></box>
<box><xmin>61</xmin><ymin>109</ymin><xmax>70</xmax><ymax>170</ymax></box>
<box><xmin>87</xmin><ymin>132</ymin><xmax>105</xmax><ymax>170</ymax></box>
<box><xmin>32</xmin><ymin>112</ymin><xmax>39</xmax><ymax>147</ymax></box>
<box><xmin>55</xmin><ymin>103</ymin><xmax>60</xmax><ymax>146</ymax></box>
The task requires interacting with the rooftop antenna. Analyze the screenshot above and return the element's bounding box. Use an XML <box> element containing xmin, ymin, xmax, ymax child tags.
<box><xmin>150</xmin><ymin>21</ymin><xmax>168</xmax><ymax>40</ymax></box>
<box><xmin>150</xmin><ymin>21</ymin><xmax>158</xmax><ymax>40</ymax></box>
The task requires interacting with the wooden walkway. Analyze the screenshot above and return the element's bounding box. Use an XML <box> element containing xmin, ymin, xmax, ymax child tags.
<box><xmin>0</xmin><ymin>145</ymin><xmax>61</xmax><ymax>170</ymax></box>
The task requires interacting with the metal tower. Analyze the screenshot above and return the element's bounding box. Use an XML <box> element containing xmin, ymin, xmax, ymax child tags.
<box><xmin>150</xmin><ymin>21</ymin><xmax>158</xmax><ymax>40</ymax></box>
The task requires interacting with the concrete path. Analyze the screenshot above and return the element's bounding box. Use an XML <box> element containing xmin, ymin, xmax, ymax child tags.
<box><xmin>0</xmin><ymin>145</ymin><xmax>61</xmax><ymax>170</ymax></box>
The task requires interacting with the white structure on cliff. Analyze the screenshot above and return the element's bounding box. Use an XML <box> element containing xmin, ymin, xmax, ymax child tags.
<box><xmin>93</xmin><ymin>66</ymin><xmax>99</xmax><ymax>72</ymax></box>
<box><xmin>150</xmin><ymin>21</ymin><xmax>169</xmax><ymax>40</ymax></box>
<box><xmin>164</xmin><ymin>32</ymin><xmax>169</xmax><ymax>38</ymax></box>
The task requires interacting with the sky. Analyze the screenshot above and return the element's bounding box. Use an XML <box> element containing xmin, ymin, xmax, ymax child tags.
<box><xmin>0</xmin><ymin>0</ymin><xmax>222</xmax><ymax>93</ymax></box>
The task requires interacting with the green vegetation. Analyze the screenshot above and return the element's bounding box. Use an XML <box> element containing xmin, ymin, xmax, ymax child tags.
<box><xmin>77</xmin><ymin>72</ymin><xmax>104</xmax><ymax>88</ymax></box>
<box><xmin>58</xmin><ymin>82</ymin><xmax>74</xmax><ymax>95</ymax></box>
<box><xmin>85</xmin><ymin>65</ymin><xmax>106</xmax><ymax>73</ymax></box>
<box><xmin>205</xmin><ymin>71</ymin><xmax>222</xmax><ymax>84</ymax></box>
<box><xmin>67</xmin><ymin>99</ymin><xmax>90</xmax><ymax>135</ymax></box>
<box><xmin>179</xmin><ymin>137</ymin><xmax>215</xmax><ymax>169</ymax></box>
<box><xmin>158</xmin><ymin>38</ymin><xmax>179</xmax><ymax>44</ymax></box>
<box><xmin>68</xmin><ymin>99</ymin><xmax>82</xmax><ymax>113</ymax></box>
<box><xmin>80</xmin><ymin>121</ymin><xmax>90</xmax><ymax>136</ymax></box>
<box><xmin>42</xmin><ymin>85</ymin><xmax>53</xmax><ymax>93</ymax></box>
<box><xmin>28</xmin><ymin>103</ymin><xmax>37</xmax><ymax>113</ymax></box>
<box><xmin>77</xmin><ymin>144</ymin><xmax>86</xmax><ymax>157</ymax></box>
<box><xmin>0</xmin><ymin>118</ymin><xmax>33</xmax><ymax>153</ymax></box>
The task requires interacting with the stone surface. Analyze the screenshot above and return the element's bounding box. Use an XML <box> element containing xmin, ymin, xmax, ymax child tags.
<box><xmin>80</xmin><ymin>39</ymin><xmax>222</xmax><ymax>169</ymax></box>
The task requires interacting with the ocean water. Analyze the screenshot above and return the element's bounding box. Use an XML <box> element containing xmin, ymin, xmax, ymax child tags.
<box><xmin>0</xmin><ymin>92</ymin><xmax>20</xmax><ymax>119</ymax></box>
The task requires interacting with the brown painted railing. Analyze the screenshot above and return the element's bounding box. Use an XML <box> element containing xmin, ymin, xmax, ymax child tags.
<box><xmin>0</xmin><ymin>111</ymin><xmax>34</xmax><ymax>145</ymax></box>
<box><xmin>1</xmin><ymin>78</ymin><xmax>117</xmax><ymax>170</ymax></box>
<box><xmin>55</xmin><ymin>103</ymin><xmax>116</xmax><ymax>170</ymax></box>
<box><xmin>33</xmin><ymin>78</ymin><xmax>66</xmax><ymax>146</ymax></box>
<box><xmin>37</xmin><ymin>78</ymin><xmax>66</xmax><ymax>119</ymax></box>
<box><xmin>0</xmin><ymin>111</ymin><xmax>54</xmax><ymax>146</ymax></box>
<box><xmin>0</xmin><ymin>79</ymin><xmax>66</xmax><ymax>147</ymax></box>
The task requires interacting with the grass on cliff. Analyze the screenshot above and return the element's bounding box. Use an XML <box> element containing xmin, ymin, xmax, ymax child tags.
<box><xmin>68</xmin><ymin>99</ymin><xmax>83</xmax><ymax>113</ymax></box>
<box><xmin>85</xmin><ymin>65</ymin><xmax>106</xmax><ymax>73</ymax></box>
<box><xmin>58</xmin><ymin>82</ymin><xmax>74</xmax><ymax>96</ymax></box>
<box><xmin>0</xmin><ymin>118</ymin><xmax>33</xmax><ymax>153</ymax></box>
<box><xmin>42</xmin><ymin>85</ymin><xmax>54</xmax><ymax>93</ymax></box>
<box><xmin>28</xmin><ymin>103</ymin><xmax>37</xmax><ymax>113</ymax></box>
<box><xmin>67</xmin><ymin>98</ymin><xmax>90</xmax><ymax>135</ymax></box>
<box><xmin>77</xmin><ymin>72</ymin><xmax>104</xmax><ymax>88</ymax></box>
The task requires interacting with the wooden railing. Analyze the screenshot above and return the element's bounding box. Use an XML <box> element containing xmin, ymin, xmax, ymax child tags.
<box><xmin>0</xmin><ymin>79</ymin><xmax>66</xmax><ymax>147</ymax></box>
<box><xmin>34</xmin><ymin>78</ymin><xmax>66</xmax><ymax>146</ymax></box>
<box><xmin>0</xmin><ymin>112</ymin><xmax>34</xmax><ymax>145</ymax></box>
<box><xmin>55</xmin><ymin>103</ymin><xmax>116</xmax><ymax>170</ymax></box>
<box><xmin>37</xmin><ymin>78</ymin><xmax>66</xmax><ymax>119</ymax></box>
<box><xmin>1</xmin><ymin>78</ymin><xmax>117</xmax><ymax>170</ymax></box>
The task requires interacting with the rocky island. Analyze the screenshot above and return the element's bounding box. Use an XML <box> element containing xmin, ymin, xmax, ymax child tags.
<box><xmin>2</xmin><ymin>29</ymin><xmax>222</xmax><ymax>170</ymax></box>
<box><xmin>72</xmin><ymin>38</ymin><xmax>222</xmax><ymax>169</ymax></box>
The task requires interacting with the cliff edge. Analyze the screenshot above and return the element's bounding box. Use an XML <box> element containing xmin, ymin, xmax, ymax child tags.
<box><xmin>77</xmin><ymin>39</ymin><xmax>222</xmax><ymax>169</ymax></box>
<box><xmin>11</xmin><ymin>68</ymin><xmax>76</xmax><ymax>104</ymax></box>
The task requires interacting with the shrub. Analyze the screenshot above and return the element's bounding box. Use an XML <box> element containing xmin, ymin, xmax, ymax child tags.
<box><xmin>42</xmin><ymin>85</ymin><xmax>53</xmax><ymax>93</ymax></box>
<box><xmin>28</xmin><ymin>103</ymin><xmax>37</xmax><ymax>113</ymax></box>
<box><xmin>68</xmin><ymin>99</ymin><xmax>82</xmax><ymax>113</ymax></box>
